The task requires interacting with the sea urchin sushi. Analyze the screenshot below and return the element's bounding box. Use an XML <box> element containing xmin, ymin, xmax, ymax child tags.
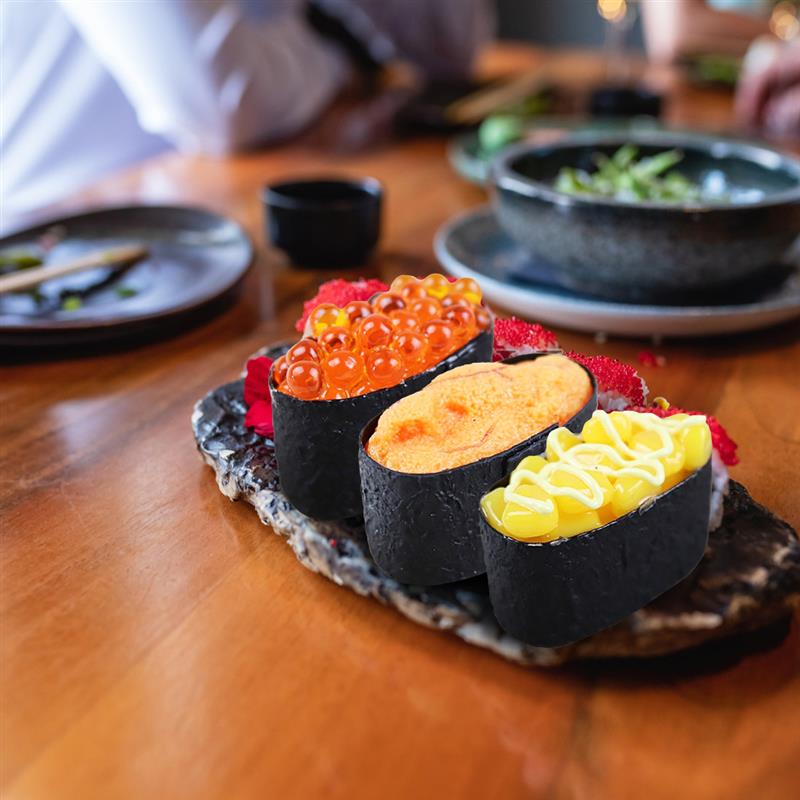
<box><xmin>359</xmin><ymin>354</ymin><xmax>596</xmax><ymax>585</ymax></box>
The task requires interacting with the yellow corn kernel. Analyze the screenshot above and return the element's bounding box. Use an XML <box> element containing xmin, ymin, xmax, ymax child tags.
<box><xmin>549</xmin><ymin>468</ymin><xmax>601</xmax><ymax>514</ymax></box>
<box><xmin>582</xmin><ymin>412</ymin><xmax>631</xmax><ymax>446</ymax></box>
<box><xmin>529</xmin><ymin>531</ymin><xmax>562</xmax><ymax>543</ymax></box>
<box><xmin>608</xmin><ymin>411</ymin><xmax>634</xmax><ymax>441</ymax></box>
<box><xmin>590</xmin><ymin>471</ymin><xmax>614</xmax><ymax>505</ymax></box>
<box><xmin>545</xmin><ymin>428</ymin><xmax>580</xmax><ymax>461</ymax></box>
<box><xmin>662</xmin><ymin>469</ymin><xmax>687</xmax><ymax>491</ymax></box>
<box><xmin>514</xmin><ymin>455</ymin><xmax>548</xmax><ymax>476</ymax></box>
<box><xmin>480</xmin><ymin>487</ymin><xmax>507</xmax><ymax>532</ymax></box>
<box><xmin>662</xmin><ymin>439</ymin><xmax>685</xmax><ymax>477</ymax></box>
<box><xmin>557</xmin><ymin>509</ymin><xmax>602</xmax><ymax>538</ymax></box>
<box><xmin>502</xmin><ymin>484</ymin><xmax>559</xmax><ymax>539</ymax></box>
<box><xmin>682</xmin><ymin>423</ymin><xmax>712</xmax><ymax>470</ymax></box>
<box><xmin>631</xmin><ymin>429</ymin><xmax>685</xmax><ymax>476</ymax></box>
<box><xmin>631</xmin><ymin>429</ymin><xmax>662</xmax><ymax>452</ymax></box>
<box><xmin>571</xmin><ymin>447</ymin><xmax>617</xmax><ymax>470</ymax></box>
<box><xmin>611</xmin><ymin>475</ymin><xmax>658</xmax><ymax>517</ymax></box>
<box><xmin>581</xmin><ymin>417</ymin><xmax>608</xmax><ymax>445</ymax></box>
<box><xmin>597</xmin><ymin>503</ymin><xmax>616</xmax><ymax>526</ymax></box>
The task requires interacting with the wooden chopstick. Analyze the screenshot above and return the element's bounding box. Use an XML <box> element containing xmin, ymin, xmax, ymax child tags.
<box><xmin>0</xmin><ymin>244</ymin><xmax>149</xmax><ymax>295</ymax></box>
<box><xmin>446</xmin><ymin>69</ymin><xmax>548</xmax><ymax>125</ymax></box>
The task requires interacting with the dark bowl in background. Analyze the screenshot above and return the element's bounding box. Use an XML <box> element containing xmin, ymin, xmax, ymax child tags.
<box><xmin>263</xmin><ymin>177</ymin><xmax>382</xmax><ymax>269</ymax></box>
<box><xmin>491</xmin><ymin>133</ymin><xmax>800</xmax><ymax>302</ymax></box>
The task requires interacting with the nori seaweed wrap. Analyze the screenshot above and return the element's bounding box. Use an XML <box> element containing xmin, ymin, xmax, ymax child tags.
<box><xmin>358</xmin><ymin>353</ymin><xmax>597</xmax><ymax>586</ymax></box>
<box><xmin>479</xmin><ymin>459</ymin><xmax>713</xmax><ymax>647</ymax></box>
<box><xmin>270</xmin><ymin>326</ymin><xmax>493</xmax><ymax>521</ymax></box>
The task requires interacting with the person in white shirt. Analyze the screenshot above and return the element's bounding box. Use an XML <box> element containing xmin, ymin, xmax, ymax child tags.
<box><xmin>0</xmin><ymin>0</ymin><xmax>492</xmax><ymax>223</ymax></box>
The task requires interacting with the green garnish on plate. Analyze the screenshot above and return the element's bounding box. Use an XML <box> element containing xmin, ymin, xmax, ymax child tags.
<box><xmin>555</xmin><ymin>145</ymin><xmax>709</xmax><ymax>204</ymax></box>
<box><xmin>0</xmin><ymin>251</ymin><xmax>43</xmax><ymax>271</ymax></box>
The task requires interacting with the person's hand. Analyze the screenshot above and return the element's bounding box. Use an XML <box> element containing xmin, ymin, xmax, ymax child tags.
<box><xmin>736</xmin><ymin>46</ymin><xmax>800</xmax><ymax>139</ymax></box>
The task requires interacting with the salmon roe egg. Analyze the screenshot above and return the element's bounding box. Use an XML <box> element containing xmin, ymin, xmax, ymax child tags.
<box><xmin>440</xmin><ymin>292</ymin><xmax>470</xmax><ymax>309</ymax></box>
<box><xmin>442</xmin><ymin>304</ymin><xmax>476</xmax><ymax>341</ymax></box>
<box><xmin>393</xmin><ymin>331</ymin><xmax>429</xmax><ymax>371</ymax></box>
<box><xmin>453</xmin><ymin>277</ymin><xmax>482</xmax><ymax>305</ymax></box>
<box><xmin>389</xmin><ymin>275</ymin><xmax>419</xmax><ymax>294</ymax></box>
<box><xmin>474</xmin><ymin>306</ymin><xmax>492</xmax><ymax>331</ymax></box>
<box><xmin>408</xmin><ymin>296</ymin><xmax>442</xmax><ymax>323</ymax></box>
<box><xmin>343</xmin><ymin>300</ymin><xmax>373</xmax><ymax>326</ymax></box>
<box><xmin>356</xmin><ymin>313</ymin><xmax>394</xmax><ymax>350</ymax></box>
<box><xmin>372</xmin><ymin>292</ymin><xmax>405</xmax><ymax>315</ymax></box>
<box><xmin>423</xmin><ymin>319</ymin><xmax>457</xmax><ymax>356</ymax></box>
<box><xmin>286</xmin><ymin>360</ymin><xmax>324</xmax><ymax>400</ymax></box>
<box><xmin>323</xmin><ymin>351</ymin><xmax>365</xmax><ymax>390</ymax></box>
<box><xmin>388</xmin><ymin>309</ymin><xmax>420</xmax><ymax>331</ymax></box>
<box><xmin>399</xmin><ymin>281</ymin><xmax>427</xmax><ymax>301</ymax></box>
<box><xmin>365</xmin><ymin>348</ymin><xmax>406</xmax><ymax>388</ymax></box>
<box><xmin>319</xmin><ymin>326</ymin><xmax>356</xmax><ymax>352</ymax></box>
<box><xmin>351</xmin><ymin>382</ymin><xmax>372</xmax><ymax>396</ymax></box>
<box><xmin>271</xmin><ymin>355</ymin><xmax>289</xmax><ymax>386</ymax></box>
<box><xmin>421</xmin><ymin>273</ymin><xmax>451</xmax><ymax>299</ymax></box>
<box><xmin>320</xmin><ymin>385</ymin><xmax>350</xmax><ymax>400</ymax></box>
<box><xmin>287</xmin><ymin>338</ymin><xmax>324</xmax><ymax>364</ymax></box>
<box><xmin>308</xmin><ymin>303</ymin><xmax>348</xmax><ymax>336</ymax></box>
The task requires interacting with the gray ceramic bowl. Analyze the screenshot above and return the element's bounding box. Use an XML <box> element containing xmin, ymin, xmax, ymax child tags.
<box><xmin>491</xmin><ymin>132</ymin><xmax>800</xmax><ymax>302</ymax></box>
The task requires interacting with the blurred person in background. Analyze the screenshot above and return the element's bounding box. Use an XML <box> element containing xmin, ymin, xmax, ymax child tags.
<box><xmin>641</xmin><ymin>0</ymin><xmax>772</xmax><ymax>64</ymax></box>
<box><xmin>641</xmin><ymin>0</ymin><xmax>800</xmax><ymax>139</ymax></box>
<box><xmin>737</xmin><ymin>44</ymin><xmax>800</xmax><ymax>136</ymax></box>
<box><xmin>0</xmin><ymin>0</ymin><xmax>492</xmax><ymax>222</ymax></box>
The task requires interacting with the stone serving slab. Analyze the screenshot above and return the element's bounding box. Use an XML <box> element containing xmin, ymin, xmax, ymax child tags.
<box><xmin>192</xmin><ymin>346</ymin><xmax>800</xmax><ymax>667</ymax></box>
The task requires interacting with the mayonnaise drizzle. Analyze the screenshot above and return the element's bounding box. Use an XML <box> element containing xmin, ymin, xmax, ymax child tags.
<box><xmin>503</xmin><ymin>410</ymin><xmax>707</xmax><ymax>515</ymax></box>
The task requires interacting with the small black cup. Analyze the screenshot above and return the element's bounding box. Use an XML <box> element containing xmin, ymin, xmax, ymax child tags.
<box><xmin>263</xmin><ymin>177</ymin><xmax>382</xmax><ymax>268</ymax></box>
<box><xmin>589</xmin><ymin>86</ymin><xmax>663</xmax><ymax>119</ymax></box>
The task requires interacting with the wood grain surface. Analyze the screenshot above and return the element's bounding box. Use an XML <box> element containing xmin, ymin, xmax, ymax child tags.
<box><xmin>1</xmin><ymin>46</ymin><xmax>799</xmax><ymax>800</ymax></box>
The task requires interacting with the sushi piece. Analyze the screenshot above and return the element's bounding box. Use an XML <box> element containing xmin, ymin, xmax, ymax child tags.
<box><xmin>359</xmin><ymin>354</ymin><xmax>597</xmax><ymax>585</ymax></box>
<box><xmin>479</xmin><ymin>410</ymin><xmax>714</xmax><ymax>647</ymax></box>
<box><xmin>270</xmin><ymin>274</ymin><xmax>493</xmax><ymax>520</ymax></box>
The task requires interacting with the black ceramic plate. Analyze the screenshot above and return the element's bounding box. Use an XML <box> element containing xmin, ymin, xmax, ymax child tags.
<box><xmin>191</xmin><ymin>344</ymin><xmax>800</xmax><ymax>666</ymax></box>
<box><xmin>0</xmin><ymin>205</ymin><xmax>253</xmax><ymax>349</ymax></box>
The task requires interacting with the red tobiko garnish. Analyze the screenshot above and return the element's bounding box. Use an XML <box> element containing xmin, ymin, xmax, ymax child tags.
<box><xmin>243</xmin><ymin>356</ymin><xmax>274</xmax><ymax>437</ymax></box>
<box><xmin>638</xmin><ymin>350</ymin><xmax>666</xmax><ymax>368</ymax></box>
<box><xmin>625</xmin><ymin>404</ymin><xmax>739</xmax><ymax>466</ymax></box>
<box><xmin>492</xmin><ymin>317</ymin><xmax>560</xmax><ymax>360</ymax></box>
<box><xmin>565</xmin><ymin>352</ymin><xmax>648</xmax><ymax>408</ymax></box>
<box><xmin>295</xmin><ymin>278</ymin><xmax>389</xmax><ymax>332</ymax></box>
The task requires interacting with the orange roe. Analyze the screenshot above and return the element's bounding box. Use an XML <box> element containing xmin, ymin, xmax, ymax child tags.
<box><xmin>367</xmin><ymin>356</ymin><xmax>592</xmax><ymax>473</ymax></box>
<box><xmin>319</xmin><ymin>326</ymin><xmax>356</xmax><ymax>352</ymax></box>
<box><xmin>278</xmin><ymin>272</ymin><xmax>487</xmax><ymax>399</ymax></box>
<box><xmin>286</xmin><ymin>361</ymin><xmax>324</xmax><ymax>400</ymax></box>
<box><xmin>287</xmin><ymin>338</ymin><xmax>324</xmax><ymax>364</ymax></box>
<box><xmin>356</xmin><ymin>314</ymin><xmax>394</xmax><ymax>350</ymax></box>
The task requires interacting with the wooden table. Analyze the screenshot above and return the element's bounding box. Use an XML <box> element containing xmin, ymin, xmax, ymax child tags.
<box><xmin>2</xmin><ymin>46</ymin><xmax>799</xmax><ymax>800</ymax></box>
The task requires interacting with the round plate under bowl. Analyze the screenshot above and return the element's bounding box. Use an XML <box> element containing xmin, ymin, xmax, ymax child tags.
<box><xmin>0</xmin><ymin>205</ymin><xmax>253</xmax><ymax>349</ymax></box>
<box><xmin>491</xmin><ymin>132</ymin><xmax>800</xmax><ymax>302</ymax></box>
<box><xmin>434</xmin><ymin>206</ymin><xmax>800</xmax><ymax>338</ymax></box>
